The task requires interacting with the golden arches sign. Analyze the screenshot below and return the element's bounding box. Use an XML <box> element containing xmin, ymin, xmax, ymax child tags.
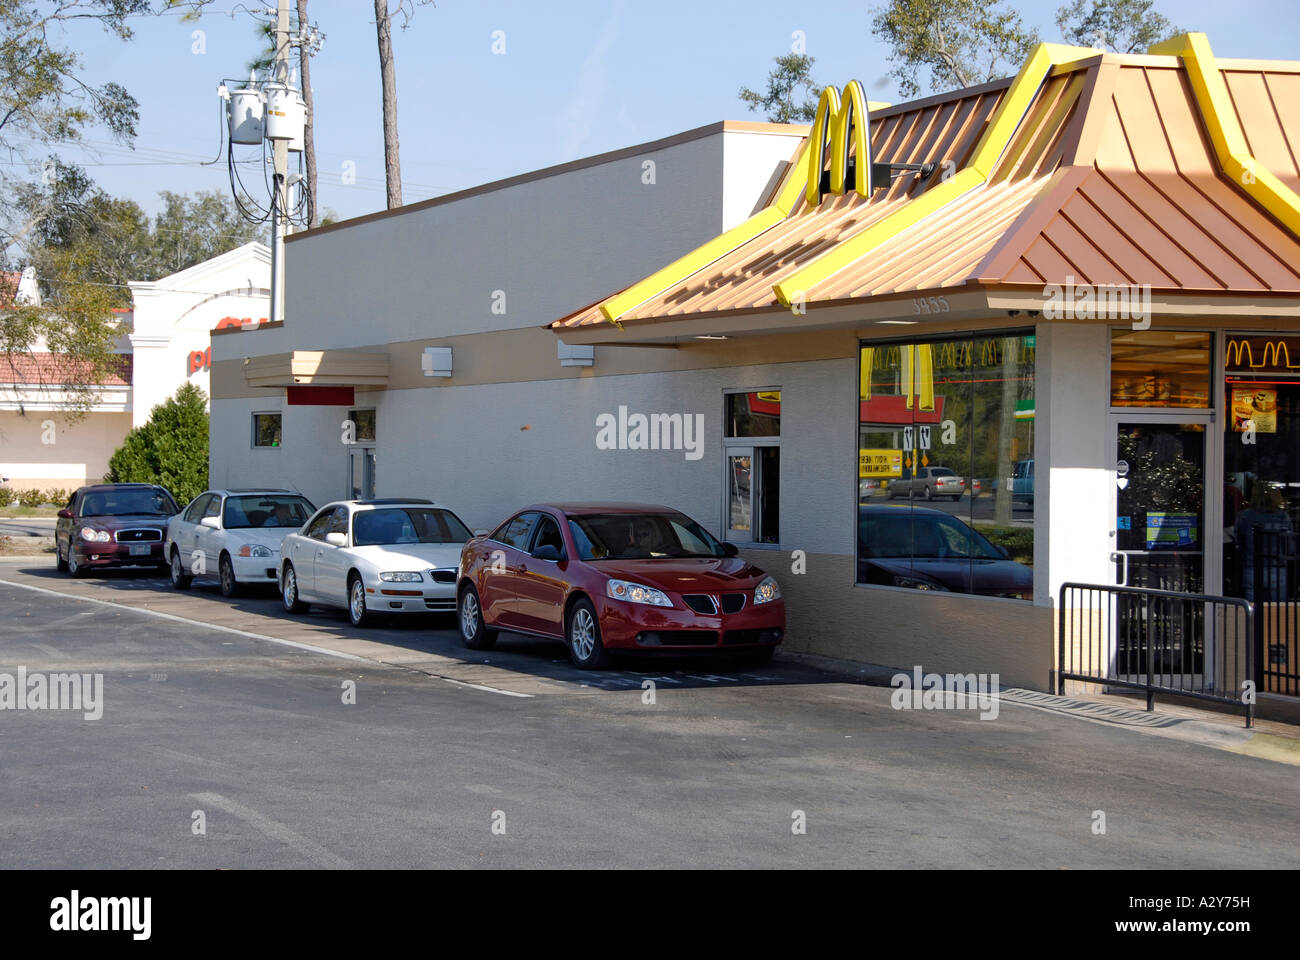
<box><xmin>1225</xmin><ymin>337</ymin><xmax>1300</xmax><ymax>370</ymax></box>
<box><xmin>806</xmin><ymin>80</ymin><xmax>873</xmax><ymax>207</ymax></box>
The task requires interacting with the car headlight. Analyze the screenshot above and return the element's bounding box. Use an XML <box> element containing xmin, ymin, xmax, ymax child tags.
<box><xmin>753</xmin><ymin>575</ymin><xmax>782</xmax><ymax>604</ymax></box>
<box><xmin>79</xmin><ymin>527</ymin><xmax>110</xmax><ymax>542</ymax></box>
<box><xmin>379</xmin><ymin>571</ymin><xmax>424</xmax><ymax>582</ymax></box>
<box><xmin>892</xmin><ymin>575</ymin><xmax>948</xmax><ymax>591</ymax></box>
<box><xmin>606</xmin><ymin>578</ymin><xmax>673</xmax><ymax>607</ymax></box>
<box><xmin>238</xmin><ymin>544</ymin><xmax>274</xmax><ymax>558</ymax></box>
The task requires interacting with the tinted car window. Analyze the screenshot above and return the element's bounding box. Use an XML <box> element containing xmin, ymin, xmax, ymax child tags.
<box><xmin>304</xmin><ymin>509</ymin><xmax>334</xmax><ymax>541</ymax></box>
<box><xmin>183</xmin><ymin>495</ymin><xmax>212</xmax><ymax>524</ymax></box>
<box><xmin>530</xmin><ymin>515</ymin><xmax>564</xmax><ymax>555</ymax></box>
<box><xmin>224</xmin><ymin>495</ymin><xmax>314</xmax><ymax>530</ymax></box>
<box><xmin>494</xmin><ymin>513</ymin><xmax>539</xmax><ymax>549</ymax></box>
<box><xmin>353</xmin><ymin>508</ymin><xmax>471</xmax><ymax>546</ymax></box>
<box><xmin>80</xmin><ymin>488</ymin><xmax>178</xmax><ymax>517</ymax></box>
<box><xmin>203</xmin><ymin>496</ymin><xmax>223</xmax><ymax>519</ymax></box>
<box><xmin>567</xmin><ymin>513</ymin><xmax>726</xmax><ymax>561</ymax></box>
<box><xmin>325</xmin><ymin>507</ymin><xmax>349</xmax><ymax>537</ymax></box>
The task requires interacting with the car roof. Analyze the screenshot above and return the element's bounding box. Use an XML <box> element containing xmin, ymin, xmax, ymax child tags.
<box><xmin>77</xmin><ymin>483</ymin><xmax>169</xmax><ymax>493</ymax></box>
<box><xmin>218</xmin><ymin>488</ymin><xmax>299</xmax><ymax>495</ymax></box>
<box><xmin>318</xmin><ymin>499</ymin><xmax>446</xmax><ymax>511</ymax></box>
<box><xmin>525</xmin><ymin>502</ymin><xmax>683</xmax><ymax>516</ymax></box>
<box><xmin>859</xmin><ymin>503</ymin><xmax>953</xmax><ymax>517</ymax></box>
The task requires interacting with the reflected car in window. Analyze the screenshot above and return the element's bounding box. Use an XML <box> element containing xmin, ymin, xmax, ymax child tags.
<box><xmin>55</xmin><ymin>483</ymin><xmax>180</xmax><ymax>577</ymax></box>
<box><xmin>457</xmin><ymin>503</ymin><xmax>786</xmax><ymax>669</ymax></box>
<box><xmin>278</xmin><ymin>498</ymin><xmax>471</xmax><ymax>627</ymax></box>
<box><xmin>165</xmin><ymin>489</ymin><xmax>316</xmax><ymax>596</ymax></box>
<box><xmin>857</xmin><ymin>504</ymin><xmax>1032</xmax><ymax>599</ymax></box>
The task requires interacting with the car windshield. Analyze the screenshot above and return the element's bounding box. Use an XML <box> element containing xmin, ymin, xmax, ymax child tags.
<box><xmin>223</xmin><ymin>495</ymin><xmax>314</xmax><ymax>530</ymax></box>
<box><xmin>861</xmin><ymin>513</ymin><xmax>1003</xmax><ymax>560</ymax></box>
<box><xmin>80</xmin><ymin>488</ymin><xmax>177</xmax><ymax>517</ymax></box>
<box><xmin>568</xmin><ymin>513</ymin><xmax>726</xmax><ymax>560</ymax></box>
<box><xmin>930</xmin><ymin>468</ymin><xmax>955</xmax><ymax>477</ymax></box>
<box><xmin>352</xmin><ymin>508</ymin><xmax>471</xmax><ymax>546</ymax></box>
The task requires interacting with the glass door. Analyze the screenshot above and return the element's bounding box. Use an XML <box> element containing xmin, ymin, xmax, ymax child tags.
<box><xmin>725</xmin><ymin>449</ymin><xmax>753</xmax><ymax>542</ymax></box>
<box><xmin>348</xmin><ymin>447</ymin><xmax>376</xmax><ymax>500</ymax></box>
<box><xmin>1110</xmin><ymin>417</ymin><xmax>1211</xmax><ymax>679</ymax></box>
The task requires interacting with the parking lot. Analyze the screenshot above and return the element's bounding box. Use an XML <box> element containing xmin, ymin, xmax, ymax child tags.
<box><xmin>5</xmin><ymin>556</ymin><xmax>1300</xmax><ymax>869</ymax></box>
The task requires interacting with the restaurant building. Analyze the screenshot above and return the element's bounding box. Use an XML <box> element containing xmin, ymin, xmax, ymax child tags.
<box><xmin>209</xmin><ymin>35</ymin><xmax>1300</xmax><ymax>705</ymax></box>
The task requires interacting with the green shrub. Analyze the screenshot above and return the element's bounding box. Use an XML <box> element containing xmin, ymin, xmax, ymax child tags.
<box><xmin>17</xmin><ymin>488</ymin><xmax>46</xmax><ymax>508</ymax></box>
<box><xmin>43</xmin><ymin>488</ymin><xmax>68</xmax><ymax>507</ymax></box>
<box><xmin>106</xmin><ymin>382</ymin><xmax>209</xmax><ymax>505</ymax></box>
<box><xmin>0</xmin><ymin>487</ymin><xmax>13</xmax><ymax>507</ymax></box>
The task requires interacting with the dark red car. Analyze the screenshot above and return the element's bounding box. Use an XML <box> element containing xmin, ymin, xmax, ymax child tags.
<box><xmin>457</xmin><ymin>503</ymin><xmax>786</xmax><ymax>669</ymax></box>
<box><xmin>55</xmin><ymin>483</ymin><xmax>180</xmax><ymax>577</ymax></box>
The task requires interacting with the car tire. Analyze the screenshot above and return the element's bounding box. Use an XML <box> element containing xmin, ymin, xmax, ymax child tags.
<box><xmin>459</xmin><ymin>584</ymin><xmax>497</xmax><ymax>649</ymax></box>
<box><xmin>170</xmin><ymin>548</ymin><xmax>193</xmax><ymax>589</ymax></box>
<box><xmin>66</xmin><ymin>549</ymin><xmax>87</xmax><ymax>578</ymax></box>
<box><xmin>925</xmin><ymin>485</ymin><xmax>934</xmax><ymax>501</ymax></box>
<box><xmin>219</xmin><ymin>554</ymin><xmax>240</xmax><ymax>598</ymax></box>
<box><xmin>566</xmin><ymin>598</ymin><xmax>610</xmax><ymax>670</ymax></box>
<box><xmin>347</xmin><ymin>573</ymin><xmax>372</xmax><ymax>628</ymax></box>
<box><xmin>56</xmin><ymin>542</ymin><xmax>68</xmax><ymax>573</ymax></box>
<box><xmin>281</xmin><ymin>563</ymin><xmax>309</xmax><ymax>613</ymax></box>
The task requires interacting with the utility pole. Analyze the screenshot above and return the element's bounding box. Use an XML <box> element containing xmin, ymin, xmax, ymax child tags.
<box><xmin>269</xmin><ymin>0</ymin><xmax>291</xmax><ymax>327</ymax></box>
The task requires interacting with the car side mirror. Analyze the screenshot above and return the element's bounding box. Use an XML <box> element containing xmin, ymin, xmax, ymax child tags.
<box><xmin>532</xmin><ymin>544</ymin><xmax>562</xmax><ymax>562</ymax></box>
<box><xmin>325</xmin><ymin>532</ymin><xmax>346</xmax><ymax>547</ymax></box>
<box><xmin>57</xmin><ymin>509</ymin><xmax>72</xmax><ymax>520</ymax></box>
<box><xmin>721</xmin><ymin>542</ymin><xmax>740</xmax><ymax>557</ymax></box>
<box><xmin>199</xmin><ymin>516</ymin><xmax>220</xmax><ymax>529</ymax></box>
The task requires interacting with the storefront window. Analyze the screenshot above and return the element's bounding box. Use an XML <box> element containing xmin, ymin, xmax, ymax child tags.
<box><xmin>857</xmin><ymin>333</ymin><xmax>1035</xmax><ymax>599</ymax></box>
<box><xmin>1223</xmin><ymin>335</ymin><xmax>1300</xmax><ymax>604</ymax></box>
<box><xmin>1110</xmin><ymin>330</ymin><xmax>1211</xmax><ymax>408</ymax></box>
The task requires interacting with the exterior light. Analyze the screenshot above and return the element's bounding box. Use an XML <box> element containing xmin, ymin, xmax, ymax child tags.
<box><xmin>557</xmin><ymin>342</ymin><xmax>594</xmax><ymax>367</ymax></box>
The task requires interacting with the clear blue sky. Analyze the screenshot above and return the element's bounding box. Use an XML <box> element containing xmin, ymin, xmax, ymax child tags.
<box><xmin>50</xmin><ymin>0</ymin><xmax>1300</xmax><ymax>226</ymax></box>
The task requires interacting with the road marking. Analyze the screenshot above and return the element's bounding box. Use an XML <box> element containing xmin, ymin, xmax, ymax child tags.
<box><xmin>0</xmin><ymin>577</ymin><xmax>370</xmax><ymax>662</ymax></box>
<box><xmin>189</xmin><ymin>792</ymin><xmax>352</xmax><ymax>869</ymax></box>
<box><xmin>0</xmin><ymin>577</ymin><xmax>533</xmax><ymax>698</ymax></box>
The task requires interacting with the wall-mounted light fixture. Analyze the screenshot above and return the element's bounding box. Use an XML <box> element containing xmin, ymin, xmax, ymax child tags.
<box><xmin>557</xmin><ymin>342</ymin><xmax>594</xmax><ymax>367</ymax></box>
<box><xmin>422</xmin><ymin>346</ymin><xmax>452</xmax><ymax>377</ymax></box>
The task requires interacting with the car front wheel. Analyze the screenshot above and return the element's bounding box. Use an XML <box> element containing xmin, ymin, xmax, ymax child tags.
<box><xmin>282</xmin><ymin>563</ymin><xmax>309</xmax><ymax>613</ymax></box>
<box><xmin>566</xmin><ymin>598</ymin><xmax>610</xmax><ymax>670</ymax></box>
<box><xmin>219</xmin><ymin>554</ymin><xmax>240</xmax><ymax>598</ymax></box>
<box><xmin>66</xmin><ymin>549</ymin><xmax>87</xmax><ymax>578</ymax></box>
<box><xmin>347</xmin><ymin>574</ymin><xmax>372</xmax><ymax>628</ymax></box>
<box><xmin>170</xmin><ymin>548</ymin><xmax>193</xmax><ymax>589</ymax></box>
<box><xmin>459</xmin><ymin>584</ymin><xmax>497</xmax><ymax>649</ymax></box>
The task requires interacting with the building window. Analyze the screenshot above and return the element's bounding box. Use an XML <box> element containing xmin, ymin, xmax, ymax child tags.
<box><xmin>1111</xmin><ymin>330</ymin><xmax>1211</xmax><ymax>408</ymax></box>
<box><xmin>1223</xmin><ymin>334</ymin><xmax>1300</xmax><ymax>609</ymax></box>
<box><xmin>723</xmin><ymin>390</ymin><xmax>780</xmax><ymax>545</ymax></box>
<box><xmin>253</xmin><ymin>413</ymin><xmax>282</xmax><ymax>448</ymax></box>
<box><xmin>857</xmin><ymin>333</ymin><xmax>1036</xmax><ymax>599</ymax></box>
<box><xmin>348</xmin><ymin>408</ymin><xmax>376</xmax><ymax>443</ymax></box>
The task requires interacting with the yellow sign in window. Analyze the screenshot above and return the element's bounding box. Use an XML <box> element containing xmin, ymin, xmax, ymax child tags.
<box><xmin>860</xmin><ymin>448</ymin><xmax>903</xmax><ymax>478</ymax></box>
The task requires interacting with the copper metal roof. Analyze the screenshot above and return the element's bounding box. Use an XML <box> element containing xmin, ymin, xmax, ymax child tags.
<box><xmin>555</xmin><ymin>48</ymin><xmax>1300</xmax><ymax>331</ymax></box>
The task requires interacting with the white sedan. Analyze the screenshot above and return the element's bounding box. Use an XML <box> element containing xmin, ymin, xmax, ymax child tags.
<box><xmin>166</xmin><ymin>489</ymin><xmax>316</xmax><ymax>596</ymax></box>
<box><xmin>279</xmin><ymin>498</ymin><xmax>471</xmax><ymax>627</ymax></box>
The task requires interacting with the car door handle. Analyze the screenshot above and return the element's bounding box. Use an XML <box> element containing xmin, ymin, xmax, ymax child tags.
<box><xmin>520</xmin><ymin>562</ymin><xmax>527</xmax><ymax>572</ymax></box>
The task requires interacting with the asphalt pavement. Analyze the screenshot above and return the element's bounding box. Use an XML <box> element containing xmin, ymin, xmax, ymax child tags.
<box><xmin>2</xmin><ymin>560</ymin><xmax>1298</xmax><ymax>868</ymax></box>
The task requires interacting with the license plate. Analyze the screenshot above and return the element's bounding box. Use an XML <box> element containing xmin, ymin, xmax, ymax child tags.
<box><xmin>129</xmin><ymin>544</ymin><xmax>151</xmax><ymax>557</ymax></box>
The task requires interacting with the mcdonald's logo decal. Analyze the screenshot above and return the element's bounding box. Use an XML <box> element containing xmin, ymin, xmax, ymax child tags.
<box><xmin>1226</xmin><ymin>336</ymin><xmax>1300</xmax><ymax>372</ymax></box>
<box><xmin>807</xmin><ymin>80</ymin><xmax>874</xmax><ymax>206</ymax></box>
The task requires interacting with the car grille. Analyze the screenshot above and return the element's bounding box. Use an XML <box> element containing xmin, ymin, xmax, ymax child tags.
<box><xmin>115</xmin><ymin>528</ymin><xmax>161</xmax><ymax>543</ymax></box>
<box><xmin>635</xmin><ymin>630</ymin><xmax>719</xmax><ymax>647</ymax></box>
<box><xmin>720</xmin><ymin>593</ymin><xmax>746</xmax><ymax>614</ymax></box>
<box><xmin>428</xmin><ymin>570</ymin><xmax>457</xmax><ymax>584</ymax></box>
<box><xmin>722</xmin><ymin>628</ymin><xmax>783</xmax><ymax>645</ymax></box>
<box><xmin>424</xmin><ymin>599</ymin><xmax>456</xmax><ymax>612</ymax></box>
<box><xmin>682</xmin><ymin>594</ymin><xmax>716</xmax><ymax>615</ymax></box>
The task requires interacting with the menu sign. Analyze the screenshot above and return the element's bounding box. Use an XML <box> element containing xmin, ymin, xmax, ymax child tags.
<box><xmin>1230</xmin><ymin>387</ymin><xmax>1277</xmax><ymax>433</ymax></box>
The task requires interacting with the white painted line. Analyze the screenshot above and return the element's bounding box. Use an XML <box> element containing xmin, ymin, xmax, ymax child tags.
<box><xmin>189</xmin><ymin>792</ymin><xmax>352</xmax><ymax>869</ymax></box>
<box><xmin>0</xmin><ymin>577</ymin><xmax>534</xmax><ymax>698</ymax></box>
<box><xmin>0</xmin><ymin>577</ymin><xmax>369</xmax><ymax>662</ymax></box>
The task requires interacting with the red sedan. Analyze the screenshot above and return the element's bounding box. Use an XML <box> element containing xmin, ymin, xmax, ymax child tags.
<box><xmin>457</xmin><ymin>503</ymin><xmax>786</xmax><ymax>669</ymax></box>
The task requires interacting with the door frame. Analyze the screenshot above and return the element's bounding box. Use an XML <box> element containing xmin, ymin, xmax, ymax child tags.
<box><xmin>1107</xmin><ymin>408</ymin><xmax>1220</xmax><ymax>595</ymax></box>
